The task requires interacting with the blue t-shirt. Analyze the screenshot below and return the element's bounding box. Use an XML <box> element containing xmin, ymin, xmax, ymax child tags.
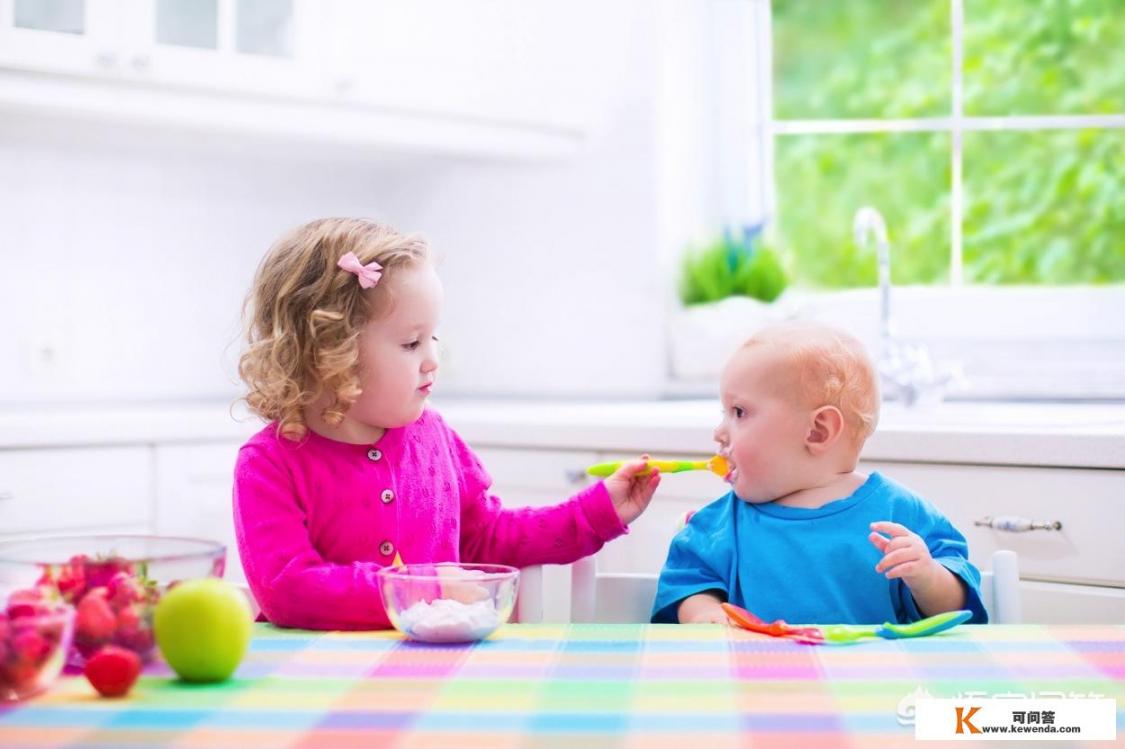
<box><xmin>651</xmin><ymin>472</ymin><xmax>987</xmax><ymax>625</ymax></box>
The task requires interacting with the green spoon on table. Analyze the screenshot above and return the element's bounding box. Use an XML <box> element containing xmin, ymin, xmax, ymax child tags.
<box><xmin>821</xmin><ymin>609</ymin><xmax>973</xmax><ymax>643</ymax></box>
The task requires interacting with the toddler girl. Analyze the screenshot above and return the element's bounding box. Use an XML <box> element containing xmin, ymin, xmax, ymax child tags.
<box><xmin>235</xmin><ymin>218</ymin><xmax>659</xmax><ymax>630</ymax></box>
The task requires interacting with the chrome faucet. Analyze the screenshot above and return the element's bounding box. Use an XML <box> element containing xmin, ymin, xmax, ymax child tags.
<box><xmin>853</xmin><ymin>206</ymin><xmax>958</xmax><ymax>406</ymax></box>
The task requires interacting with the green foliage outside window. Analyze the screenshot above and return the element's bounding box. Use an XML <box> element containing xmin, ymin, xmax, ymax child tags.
<box><xmin>771</xmin><ymin>0</ymin><xmax>1125</xmax><ymax>288</ymax></box>
<box><xmin>680</xmin><ymin>229</ymin><xmax>788</xmax><ymax>306</ymax></box>
<box><xmin>773</xmin><ymin>0</ymin><xmax>949</xmax><ymax>119</ymax></box>
<box><xmin>964</xmin><ymin>128</ymin><xmax>1125</xmax><ymax>284</ymax></box>
<box><xmin>774</xmin><ymin>132</ymin><xmax>951</xmax><ymax>287</ymax></box>
<box><xmin>963</xmin><ymin>0</ymin><xmax>1125</xmax><ymax>115</ymax></box>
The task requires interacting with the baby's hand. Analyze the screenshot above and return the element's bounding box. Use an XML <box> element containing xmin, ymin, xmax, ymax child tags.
<box><xmin>683</xmin><ymin>608</ymin><xmax>732</xmax><ymax>625</ymax></box>
<box><xmin>677</xmin><ymin>593</ymin><xmax>730</xmax><ymax>625</ymax></box>
<box><xmin>603</xmin><ymin>454</ymin><xmax>661</xmax><ymax>526</ymax></box>
<box><xmin>868</xmin><ymin>521</ymin><xmax>942</xmax><ymax>591</ymax></box>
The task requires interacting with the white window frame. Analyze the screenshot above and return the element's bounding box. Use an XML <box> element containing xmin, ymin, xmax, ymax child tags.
<box><xmin>725</xmin><ymin>0</ymin><xmax>1125</xmax><ymax>401</ymax></box>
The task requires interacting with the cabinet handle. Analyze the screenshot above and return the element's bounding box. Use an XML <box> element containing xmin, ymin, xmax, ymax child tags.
<box><xmin>974</xmin><ymin>515</ymin><xmax>1062</xmax><ymax>533</ymax></box>
<box><xmin>131</xmin><ymin>54</ymin><xmax>152</xmax><ymax>72</ymax></box>
<box><xmin>0</xmin><ymin>490</ymin><xmax>13</xmax><ymax>502</ymax></box>
<box><xmin>563</xmin><ymin>469</ymin><xmax>587</xmax><ymax>485</ymax></box>
<box><xmin>95</xmin><ymin>51</ymin><xmax>118</xmax><ymax>69</ymax></box>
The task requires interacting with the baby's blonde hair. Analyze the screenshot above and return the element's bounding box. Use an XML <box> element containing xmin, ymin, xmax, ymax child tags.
<box><xmin>239</xmin><ymin>218</ymin><xmax>430</xmax><ymax>440</ymax></box>
<box><xmin>742</xmin><ymin>321</ymin><xmax>880</xmax><ymax>445</ymax></box>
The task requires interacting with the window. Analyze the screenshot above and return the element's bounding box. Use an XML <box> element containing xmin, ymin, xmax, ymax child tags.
<box><xmin>714</xmin><ymin>0</ymin><xmax>1125</xmax><ymax>399</ymax></box>
<box><xmin>769</xmin><ymin>0</ymin><xmax>1125</xmax><ymax>288</ymax></box>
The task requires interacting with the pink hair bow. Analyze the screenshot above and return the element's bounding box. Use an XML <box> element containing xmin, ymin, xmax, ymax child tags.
<box><xmin>337</xmin><ymin>252</ymin><xmax>383</xmax><ymax>289</ymax></box>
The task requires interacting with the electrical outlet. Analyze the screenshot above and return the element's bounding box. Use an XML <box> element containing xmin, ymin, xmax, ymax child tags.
<box><xmin>21</xmin><ymin>328</ymin><xmax>68</xmax><ymax>381</ymax></box>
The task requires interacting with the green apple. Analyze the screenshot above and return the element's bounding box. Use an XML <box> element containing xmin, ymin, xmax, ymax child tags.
<box><xmin>154</xmin><ymin>578</ymin><xmax>252</xmax><ymax>682</ymax></box>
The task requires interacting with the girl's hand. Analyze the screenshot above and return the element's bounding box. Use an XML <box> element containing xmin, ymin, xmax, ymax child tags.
<box><xmin>868</xmin><ymin>520</ymin><xmax>942</xmax><ymax>591</ymax></box>
<box><xmin>604</xmin><ymin>454</ymin><xmax>660</xmax><ymax>526</ymax></box>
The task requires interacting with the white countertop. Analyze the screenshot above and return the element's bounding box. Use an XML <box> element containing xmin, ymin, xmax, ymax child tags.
<box><xmin>0</xmin><ymin>403</ymin><xmax>261</xmax><ymax>449</ymax></box>
<box><xmin>1</xmin><ymin>399</ymin><xmax>1123</xmax><ymax>469</ymax></box>
<box><xmin>438</xmin><ymin>399</ymin><xmax>1125</xmax><ymax>469</ymax></box>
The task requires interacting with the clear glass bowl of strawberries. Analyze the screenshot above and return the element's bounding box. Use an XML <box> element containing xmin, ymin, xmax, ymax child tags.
<box><xmin>0</xmin><ymin>535</ymin><xmax>226</xmax><ymax>669</ymax></box>
<box><xmin>0</xmin><ymin>591</ymin><xmax>75</xmax><ymax>701</ymax></box>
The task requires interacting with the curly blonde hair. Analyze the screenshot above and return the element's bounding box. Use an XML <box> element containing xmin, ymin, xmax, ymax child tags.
<box><xmin>239</xmin><ymin>218</ymin><xmax>430</xmax><ymax>440</ymax></box>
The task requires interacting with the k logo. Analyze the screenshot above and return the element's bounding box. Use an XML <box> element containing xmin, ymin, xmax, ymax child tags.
<box><xmin>955</xmin><ymin>706</ymin><xmax>982</xmax><ymax>734</ymax></box>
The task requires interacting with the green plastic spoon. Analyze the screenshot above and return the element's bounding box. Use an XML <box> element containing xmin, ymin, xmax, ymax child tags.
<box><xmin>586</xmin><ymin>455</ymin><xmax>729</xmax><ymax>478</ymax></box>
<box><xmin>821</xmin><ymin>609</ymin><xmax>973</xmax><ymax>643</ymax></box>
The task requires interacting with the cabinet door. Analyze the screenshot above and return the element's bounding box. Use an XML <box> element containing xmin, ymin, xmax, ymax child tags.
<box><xmin>594</xmin><ymin>452</ymin><xmax>726</xmax><ymax>576</ymax></box>
<box><xmin>322</xmin><ymin>0</ymin><xmax>596</xmax><ymax>130</ymax></box>
<box><xmin>0</xmin><ymin>0</ymin><xmax>121</xmax><ymax>75</ymax></box>
<box><xmin>154</xmin><ymin>442</ymin><xmax>244</xmax><ymax>584</ymax></box>
<box><xmin>859</xmin><ymin>461</ymin><xmax>1125</xmax><ymax>588</ymax></box>
<box><xmin>475</xmin><ymin>446</ymin><xmax>597</xmax><ymax>622</ymax></box>
<box><xmin>1020</xmin><ymin>580</ymin><xmax>1125</xmax><ymax>624</ymax></box>
<box><xmin>0</xmin><ymin>446</ymin><xmax>152</xmax><ymax>536</ymax></box>
<box><xmin>127</xmin><ymin>0</ymin><xmax>319</xmax><ymax>98</ymax></box>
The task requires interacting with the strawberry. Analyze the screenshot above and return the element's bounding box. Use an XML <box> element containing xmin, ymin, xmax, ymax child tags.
<box><xmin>107</xmin><ymin>572</ymin><xmax>144</xmax><ymax>610</ymax></box>
<box><xmin>0</xmin><ymin>617</ymin><xmax>9</xmax><ymax>664</ymax></box>
<box><xmin>75</xmin><ymin>590</ymin><xmax>117</xmax><ymax>644</ymax></box>
<box><xmin>11</xmin><ymin>630</ymin><xmax>50</xmax><ymax>665</ymax></box>
<box><xmin>56</xmin><ymin>559</ymin><xmax>88</xmax><ymax>602</ymax></box>
<box><xmin>113</xmin><ymin>605</ymin><xmax>154</xmax><ymax>655</ymax></box>
<box><xmin>85</xmin><ymin>558</ymin><xmax>133</xmax><ymax>591</ymax></box>
<box><xmin>1</xmin><ymin>659</ymin><xmax>39</xmax><ymax>690</ymax></box>
<box><xmin>83</xmin><ymin>645</ymin><xmax>141</xmax><ymax>697</ymax></box>
<box><xmin>6</xmin><ymin>588</ymin><xmax>50</xmax><ymax>620</ymax></box>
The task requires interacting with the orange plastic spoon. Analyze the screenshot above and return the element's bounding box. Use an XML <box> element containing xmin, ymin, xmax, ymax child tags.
<box><xmin>721</xmin><ymin>602</ymin><xmax>824</xmax><ymax>644</ymax></box>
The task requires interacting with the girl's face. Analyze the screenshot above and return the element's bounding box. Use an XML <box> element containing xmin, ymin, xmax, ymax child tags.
<box><xmin>713</xmin><ymin>346</ymin><xmax>811</xmax><ymax>503</ymax></box>
<box><xmin>348</xmin><ymin>261</ymin><xmax>443</xmax><ymax>430</ymax></box>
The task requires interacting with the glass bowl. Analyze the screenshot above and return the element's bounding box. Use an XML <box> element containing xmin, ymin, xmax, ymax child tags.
<box><xmin>0</xmin><ymin>535</ymin><xmax>225</xmax><ymax>666</ymax></box>
<box><xmin>377</xmin><ymin>563</ymin><xmax>519</xmax><ymax>643</ymax></box>
<box><xmin>0</xmin><ymin>594</ymin><xmax>75</xmax><ymax>702</ymax></box>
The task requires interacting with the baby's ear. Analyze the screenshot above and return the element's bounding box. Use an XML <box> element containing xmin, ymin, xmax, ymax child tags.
<box><xmin>805</xmin><ymin>405</ymin><xmax>845</xmax><ymax>454</ymax></box>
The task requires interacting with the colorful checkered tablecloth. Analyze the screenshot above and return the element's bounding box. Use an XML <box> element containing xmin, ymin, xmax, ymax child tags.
<box><xmin>1</xmin><ymin>623</ymin><xmax>1122</xmax><ymax>748</ymax></box>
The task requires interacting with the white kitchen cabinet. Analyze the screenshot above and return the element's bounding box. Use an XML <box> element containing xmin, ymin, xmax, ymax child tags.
<box><xmin>0</xmin><ymin>0</ymin><xmax>592</xmax><ymax>159</ymax></box>
<box><xmin>475</xmin><ymin>446</ymin><xmax>596</xmax><ymax>622</ymax></box>
<box><xmin>0</xmin><ymin>0</ymin><xmax>119</xmax><ymax>76</ymax></box>
<box><xmin>1021</xmin><ymin>580</ymin><xmax>1125</xmax><ymax>625</ymax></box>
<box><xmin>126</xmin><ymin>0</ymin><xmax>320</xmax><ymax>99</ymax></box>
<box><xmin>0</xmin><ymin>0</ymin><xmax>319</xmax><ymax>98</ymax></box>
<box><xmin>860</xmin><ymin>460</ymin><xmax>1125</xmax><ymax>624</ymax></box>
<box><xmin>0</xmin><ymin>446</ymin><xmax>153</xmax><ymax>536</ymax></box>
<box><xmin>321</xmin><ymin>0</ymin><xmax>596</xmax><ymax>132</ymax></box>
<box><xmin>154</xmin><ymin>442</ymin><xmax>244</xmax><ymax>584</ymax></box>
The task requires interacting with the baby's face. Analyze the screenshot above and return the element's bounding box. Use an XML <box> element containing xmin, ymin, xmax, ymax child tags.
<box><xmin>714</xmin><ymin>346</ymin><xmax>812</xmax><ymax>503</ymax></box>
<box><xmin>349</xmin><ymin>261</ymin><xmax>443</xmax><ymax>429</ymax></box>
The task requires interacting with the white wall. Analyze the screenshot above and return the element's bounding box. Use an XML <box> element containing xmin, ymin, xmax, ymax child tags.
<box><xmin>395</xmin><ymin>16</ymin><xmax>667</xmax><ymax>398</ymax></box>
<box><xmin>0</xmin><ymin>1</ymin><xmax>697</xmax><ymax>406</ymax></box>
<box><xmin>0</xmin><ymin>118</ymin><xmax>427</xmax><ymax>404</ymax></box>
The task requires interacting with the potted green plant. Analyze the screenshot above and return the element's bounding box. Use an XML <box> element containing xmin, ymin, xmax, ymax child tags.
<box><xmin>679</xmin><ymin>225</ymin><xmax>788</xmax><ymax>306</ymax></box>
<box><xmin>671</xmin><ymin>225</ymin><xmax>792</xmax><ymax>381</ymax></box>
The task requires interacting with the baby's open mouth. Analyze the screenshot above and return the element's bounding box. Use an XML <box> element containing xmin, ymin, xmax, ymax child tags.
<box><xmin>720</xmin><ymin>453</ymin><xmax>737</xmax><ymax>483</ymax></box>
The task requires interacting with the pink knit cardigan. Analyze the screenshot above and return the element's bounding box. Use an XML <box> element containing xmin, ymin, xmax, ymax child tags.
<box><xmin>233</xmin><ymin>409</ymin><xmax>626</xmax><ymax>630</ymax></box>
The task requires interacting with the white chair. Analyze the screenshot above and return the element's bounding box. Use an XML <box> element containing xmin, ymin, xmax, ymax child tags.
<box><xmin>518</xmin><ymin>549</ymin><xmax>1022</xmax><ymax>625</ymax></box>
<box><xmin>980</xmin><ymin>549</ymin><xmax>1022</xmax><ymax>624</ymax></box>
